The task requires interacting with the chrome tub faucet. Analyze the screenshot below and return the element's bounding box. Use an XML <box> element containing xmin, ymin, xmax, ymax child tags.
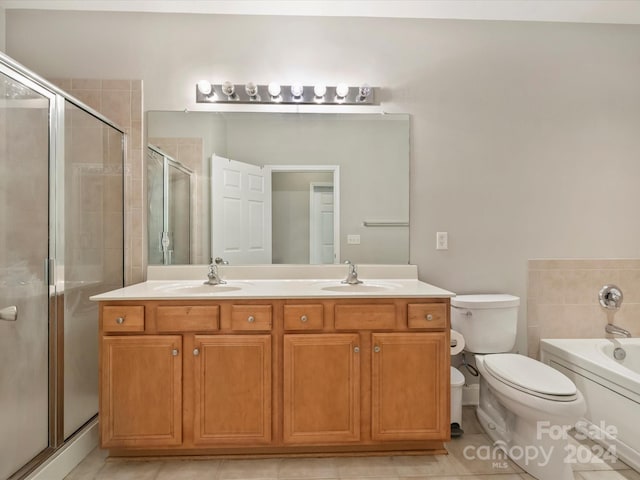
<box><xmin>605</xmin><ymin>323</ymin><xmax>632</xmax><ymax>338</ymax></box>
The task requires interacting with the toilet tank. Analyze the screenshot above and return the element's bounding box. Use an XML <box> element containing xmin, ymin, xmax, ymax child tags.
<box><xmin>450</xmin><ymin>294</ymin><xmax>520</xmax><ymax>354</ymax></box>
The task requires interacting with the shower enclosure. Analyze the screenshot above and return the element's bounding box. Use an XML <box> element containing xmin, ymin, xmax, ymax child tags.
<box><xmin>0</xmin><ymin>53</ymin><xmax>124</xmax><ymax>479</ymax></box>
<box><xmin>147</xmin><ymin>145</ymin><xmax>193</xmax><ymax>265</ymax></box>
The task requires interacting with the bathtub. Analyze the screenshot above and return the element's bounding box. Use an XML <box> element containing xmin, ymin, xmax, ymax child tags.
<box><xmin>540</xmin><ymin>338</ymin><xmax>640</xmax><ymax>472</ymax></box>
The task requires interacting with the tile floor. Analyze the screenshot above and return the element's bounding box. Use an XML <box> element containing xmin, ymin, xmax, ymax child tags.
<box><xmin>65</xmin><ymin>408</ymin><xmax>640</xmax><ymax>480</ymax></box>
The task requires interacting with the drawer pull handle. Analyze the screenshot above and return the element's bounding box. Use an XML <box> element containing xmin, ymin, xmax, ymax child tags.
<box><xmin>374</xmin><ymin>345</ymin><xmax>381</xmax><ymax>353</ymax></box>
<box><xmin>300</xmin><ymin>315</ymin><xmax>308</xmax><ymax>323</ymax></box>
<box><xmin>247</xmin><ymin>316</ymin><xmax>255</xmax><ymax>323</ymax></box>
<box><xmin>193</xmin><ymin>348</ymin><xmax>200</xmax><ymax>356</ymax></box>
<box><xmin>353</xmin><ymin>346</ymin><xmax>360</xmax><ymax>353</ymax></box>
<box><xmin>171</xmin><ymin>349</ymin><xmax>179</xmax><ymax>356</ymax></box>
<box><xmin>115</xmin><ymin>317</ymin><xmax>125</xmax><ymax>324</ymax></box>
<box><xmin>425</xmin><ymin>314</ymin><xmax>434</xmax><ymax>321</ymax></box>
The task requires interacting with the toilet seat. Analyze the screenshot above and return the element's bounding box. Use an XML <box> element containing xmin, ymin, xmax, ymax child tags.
<box><xmin>483</xmin><ymin>353</ymin><xmax>578</xmax><ymax>402</ymax></box>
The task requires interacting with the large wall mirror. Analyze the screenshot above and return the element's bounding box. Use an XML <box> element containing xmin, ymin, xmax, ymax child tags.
<box><xmin>147</xmin><ymin>111</ymin><xmax>409</xmax><ymax>265</ymax></box>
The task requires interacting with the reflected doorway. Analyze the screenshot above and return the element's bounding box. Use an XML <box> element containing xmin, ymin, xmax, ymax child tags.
<box><xmin>268</xmin><ymin>165</ymin><xmax>340</xmax><ymax>264</ymax></box>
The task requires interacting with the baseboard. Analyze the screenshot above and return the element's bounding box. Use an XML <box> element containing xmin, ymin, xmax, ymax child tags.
<box><xmin>462</xmin><ymin>384</ymin><xmax>479</xmax><ymax>406</ymax></box>
<box><xmin>25</xmin><ymin>419</ymin><xmax>98</xmax><ymax>480</ymax></box>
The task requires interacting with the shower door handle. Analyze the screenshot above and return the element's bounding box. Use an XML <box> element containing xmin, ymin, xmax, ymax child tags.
<box><xmin>0</xmin><ymin>306</ymin><xmax>17</xmax><ymax>322</ymax></box>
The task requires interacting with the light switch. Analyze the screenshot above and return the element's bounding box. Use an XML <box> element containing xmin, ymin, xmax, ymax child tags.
<box><xmin>347</xmin><ymin>234</ymin><xmax>361</xmax><ymax>245</ymax></box>
<box><xmin>436</xmin><ymin>232</ymin><xmax>448</xmax><ymax>250</ymax></box>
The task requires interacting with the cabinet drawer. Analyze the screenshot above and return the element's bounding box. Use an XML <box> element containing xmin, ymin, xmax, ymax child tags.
<box><xmin>102</xmin><ymin>306</ymin><xmax>144</xmax><ymax>333</ymax></box>
<box><xmin>231</xmin><ymin>305</ymin><xmax>272</xmax><ymax>331</ymax></box>
<box><xmin>335</xmin><ymin>304</ymin><xmax>396</xmax><ymax>330</ymax></box>
<box><xmin>157</xmin><ymin>306</ymin><xmax>219</xmax><ymax>332</ymax></box>
<box><xmin>407</xmin><ymin>303</ymin><xmax>447</xmax><ymax>329</ymax></box>
<box><xmin>284</xmin><ymin>304</ymin><xmax>324</xmax><ymax>331</ymax></box>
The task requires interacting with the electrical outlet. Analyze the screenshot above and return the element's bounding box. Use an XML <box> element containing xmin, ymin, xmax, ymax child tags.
<box><xmin>347</xmin><ymin>234</ymin><xmax>361</xmax><ymax>245</ymax></box>
<box><xmin>436</xmin><ymin>232</ymin><xmax>448</xmax><ymax>250</ymax></box>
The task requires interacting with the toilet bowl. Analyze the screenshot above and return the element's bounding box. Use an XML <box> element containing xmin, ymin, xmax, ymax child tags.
<box><xmin>451</xmin><ymin>294</ymin><xmax>586</xmax><ymax>480</ymax></box>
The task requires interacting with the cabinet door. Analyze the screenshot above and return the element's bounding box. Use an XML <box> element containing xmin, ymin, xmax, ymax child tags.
<box><xmin>371</xmin><ymin>332</ymin><xmax>449</xmax><ymax>441</ymax></box>
<box><xmin>193</xmin><ymin>335</ymin><xmax>272</xmax><ymax>445</ymax></box>
<box><xmin>283</xmin><ymin>334</ymin><xmax>360</xmax><ymax>444</ymax></box>
<box><xmin>101</xmin><ymin>335</ymin><xmax>182</xmax><ymax>447</ymax></box>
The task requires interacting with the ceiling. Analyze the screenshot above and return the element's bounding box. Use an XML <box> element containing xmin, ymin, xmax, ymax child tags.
<box><xmin>1</xmin><ymin>0</ymin><xmax>640</xmax><ymax>25</ymax></box>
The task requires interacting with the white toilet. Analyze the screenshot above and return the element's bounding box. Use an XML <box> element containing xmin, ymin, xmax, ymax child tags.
<box><xmin>451</xmin><ymin>294</ymin><xmax>586</xmax><ymax>480</ymax></box>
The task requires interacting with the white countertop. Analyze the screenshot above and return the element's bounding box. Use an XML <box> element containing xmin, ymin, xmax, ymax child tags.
<box><xmin>91</xmin><ymin>265</ymin><xmax>455</xmax><ymax>301</ymax></box>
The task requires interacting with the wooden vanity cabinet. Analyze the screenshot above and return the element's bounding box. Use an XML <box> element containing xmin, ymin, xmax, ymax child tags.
<box><xmin>283</xmin><ymin>333</ymin><xmax>361</xmax><ymax>444</ymax></box>
<box><xmin>193</xmin><ymin>334</ymin><xmax>272</xmax><ymax>445</ymax></box>
<box><xmin>100</xmin><ymin>335</ymin><xmax>182</xmax><ymax>447</ymax></box>
<box><xmin>98</xmin><ymin>297</ymin><xmax>450</xmax><ymax>455</ymax></box>
<box><xmin>371</xmin><ymin>332</ymin><xmax>448</xmax><ymax>441</ymax></box>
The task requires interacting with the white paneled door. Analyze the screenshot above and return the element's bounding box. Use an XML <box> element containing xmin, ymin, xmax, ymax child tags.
<box><xmin>310</xmin><ymin>184</ymin><xmax>335</xmax><ymax>264</ymax></box>
<box><xmin>211</xmin><ymin>154</ymin><xmax>272</xmax><ymax>264</ymax></box>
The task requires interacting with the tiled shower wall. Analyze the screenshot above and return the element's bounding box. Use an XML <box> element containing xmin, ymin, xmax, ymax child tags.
<box><xmin>527</xmin><ymin>259</ymin><xmax>640</xmax><ymax>358</ymax></box>
<box><xmin>51</xmin><ymin>79</ymin><xmax>144</xmax><ymax>285</ymax></box>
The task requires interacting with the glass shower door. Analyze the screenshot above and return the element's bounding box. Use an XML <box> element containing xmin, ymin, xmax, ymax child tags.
<box><xmin>167</xmin><ymin>160</ymin><xmax>191</xmax><ymax>265</ymax></box>
<box><xmin>0</xmin><ymin>68</ymin><xmax>53</xmax><ymax>479</ymax></box>
<box><xmin>147</xmin><ymin>146</ymin><xmax>192</xmax><ymax>265</ymax></box>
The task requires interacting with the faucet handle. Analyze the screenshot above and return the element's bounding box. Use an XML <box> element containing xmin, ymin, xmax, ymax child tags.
<box><xmin>599</xmin><ymin>285</ymin><xmax>623</xmax><ymax>310</ymax></box>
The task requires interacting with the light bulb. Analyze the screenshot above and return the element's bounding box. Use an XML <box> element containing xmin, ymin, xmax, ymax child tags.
<box><xmin>245</xmin><ymin>82</ymin><xmax>259</xmax><ymax>99</ymax></box>
<box><xmin>268</xmin><ymin>82</ymin><xmax>281</xmax><ymax>98</ymax></box>
<box><xmin>335</xmin><ymin>83</ymin><xmax>349</xmax><ymax>99</ymax></box>
<box><xmin>221</xmin><ymin>81</ymin><xmax>235</xmax><ymax>97</ymax></box>
<box><xmin>197</xmin><ymin>80</ymin><xmax>212</xmax><ymax>96</ymax></box>
<box><xmin>313</xmin><ymin>85</ymin><xmax>326</xmax><ymax>98</ymax></box>
<box><xmin>358</xmin><ymin>84</ymin><xmax>371</xmax><ymax>101</ymax></box>
<box><xmin>291</xmin><ymin>83</ymin><xmax>304</xmax><ymax>98</ymax></box>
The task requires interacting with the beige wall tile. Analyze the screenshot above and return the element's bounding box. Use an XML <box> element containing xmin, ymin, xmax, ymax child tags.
<box><xmin>618</xmin><ymin>270</ymin><xmax>640</xmax><ymax>303</ymax></box>
<box><xmin>101</xmin><ymin>90</ymin><xmax>131</xmax><ymax>129</ymax></box>
<box><xmin>563</xmin><ymin>269</ymin><xmax>619</xmax><ymax>305</ymax></box>
<box><xmin>71</xmin><ymin>79</ymin><xmax>101</xmax><ymax>90</ymax></box>
<box><xmin>611</xmin><ymin>303</ymin><xmax>640</xmax><ymax>337</ymax></box>
<box><xmin>102</xmin><ymin>79</ymin><xmax>131</xmax><ymax>90</ymax></box>
<box><xmin>70</xmin><ymin>89</ymin><xmax>102</xmax><ymax>111</ymax></box>
<box><xmin>536</xmin><ymin>270</ymin><xmax>564</xmax><ymax>304</ymax></box>
<box><xmin>528</xmin><ymin>259</ymin><xmax>640</xmax><ymax>354</ymax></box>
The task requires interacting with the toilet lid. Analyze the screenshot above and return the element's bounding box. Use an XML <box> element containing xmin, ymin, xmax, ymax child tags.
<box><xmin>484</xmin><ymin>354</ymin><xmax>578</xmax><ymax>401</ymax></box>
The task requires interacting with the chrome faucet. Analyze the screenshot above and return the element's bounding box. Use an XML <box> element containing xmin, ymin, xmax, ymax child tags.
<box><xmin>342</xmin><ymin>260</ymin><xmax>363</xmax><ymax>285</ymax></box>
<box><xmin>605</xmin><ymin>323</ymin><xmax>632</xmax><ymax>338</ymax></box>
<box><xmin>204</xmin><ymin>259</ymin><xmax>226</xmax><ymax>285</ymax></box>
<box><xmin>214</xmin><ymin>257</ymin><xmax>229</xmax><ymax>265</ymax></box>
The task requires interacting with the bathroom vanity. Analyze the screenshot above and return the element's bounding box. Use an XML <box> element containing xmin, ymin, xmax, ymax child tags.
<box><xmin>92</xmin><ymin>266</ymin><xmax>454</xmax><ymax>457</ymax></box>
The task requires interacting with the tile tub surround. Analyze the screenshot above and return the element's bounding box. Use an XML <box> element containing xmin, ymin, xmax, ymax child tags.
<box><xmin>50</xmin><ymin>78</ymin><xmax>145</xmax><ymax>286</ymax></box>
<box><xmin>527</xmin><ymin>259</ymin><xmax>640</xmax><ymax>359</ymax></box>
<box><xmin>64</xmin><ymin>408</ymin><xmax>635</xmax><ymax>480</ymax></box>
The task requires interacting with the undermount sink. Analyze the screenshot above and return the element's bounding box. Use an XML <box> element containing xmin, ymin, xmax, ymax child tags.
<box><xmin>320</xmin><ymin>283</ymin><xmax>400</xmax><ymax>293</ymax></box>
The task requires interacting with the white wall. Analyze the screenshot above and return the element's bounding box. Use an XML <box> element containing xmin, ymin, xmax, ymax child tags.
<box><xmin>7</xmin><ymin>11</ymin><xmax>640</xmax><ymax>354</ymax></box>
<box><xmin>0</xmin><ymin>7</ymin><xmax>5</xmax><ymax>52</ymax></box>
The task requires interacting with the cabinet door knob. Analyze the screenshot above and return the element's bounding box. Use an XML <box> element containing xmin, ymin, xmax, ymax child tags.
<box><xmin>374</xmin><ymin>345</ymin><xmax>381</xmax><ymax>353</ymax></box>
<box><xmin>425</xmin><ymin>314</ymin><xmax>433</xmax><ymax>321</ymax></box>
<box><xmin>247</xmin><ymin>315</ymin><xmax>255</xmax><ymax>323</ymax></box>
<box><xmin>115</xmin><ymin>317</ymin><xmax>125</xmax><ymax>324</ymax></box>
<box><xmin>193</xmin><ymin>348</ymin><xmax>200</xmax><ymax>356</ymax></box>
<box><xmin>300</xmin><ymin>315</ymin><xmax>308</xmax><ymax>323</ymax></box>
<box><xmin>353</xmin><ymin>346</ymin><xmax>360</xmax><ymax>353</ymax></box>
<box><xmin>171</xmin><ymin>349</ymin><xmax>179</xmax><ymax>356</ymax></box>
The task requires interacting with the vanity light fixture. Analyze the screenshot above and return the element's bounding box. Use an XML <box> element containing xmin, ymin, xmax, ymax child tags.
<box><xmin>195</xmin><ymin>82</ymin><xmax>377</xmax><ymax>105</ymax></box>
<box><xmin>358</xmin><ymin>84</ymin><xmax>372</xmax><ymax>102</ymax></box>
<box><xmin>290</xmin><ymin>83</ymin><xmax>304</xmax><ymax>101</ymax></box>
<box><xmin>245</xmin><ymin>82</ymin><xmax>260</xmax><ymax>101</ymax></box>
<box><xmin>221</xmin><ymin>81</ymin><xmax>237</xmax><ymax>100</ymax></box>
<box><xmin>267</xmin><ymin>82</ymin><xmax>282</xmax><ymax>102</ymax></box>
<box><xmin>197</xmin><ymin>80</ymin><xmax>213</xmax><ymax>96</ymax></box>
<box><xmin>313</xmin><ymin>84</ymin><xmax>326</xmax><ymax>103</ymax></box>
